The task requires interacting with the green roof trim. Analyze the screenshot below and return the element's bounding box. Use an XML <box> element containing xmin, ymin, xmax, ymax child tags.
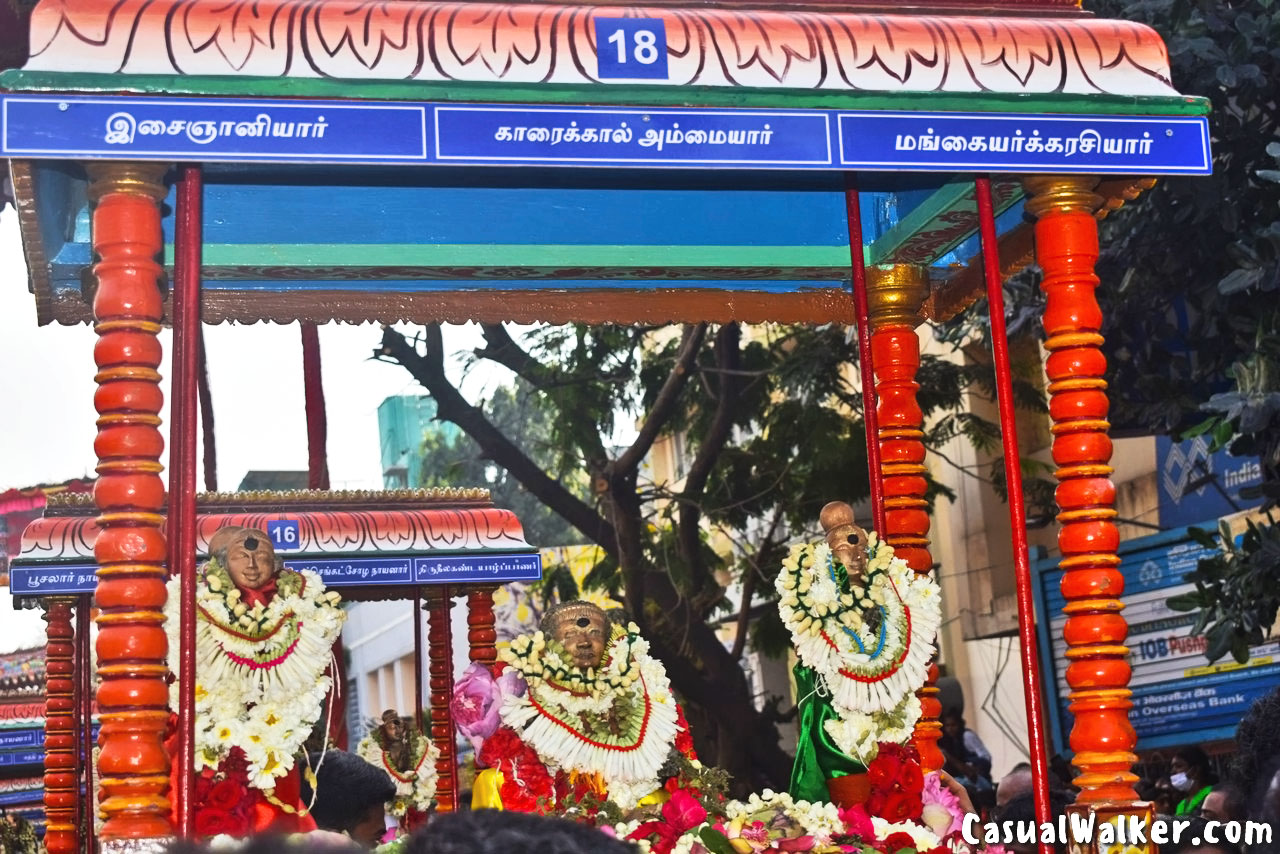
<box><xmin>0</xmin><ymin>70</ymin><xmax>1213</xmax><ymax>117</ymax></box>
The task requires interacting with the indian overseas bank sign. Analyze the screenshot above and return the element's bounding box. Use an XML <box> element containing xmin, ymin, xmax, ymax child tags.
<box><xmin>1033</xmin><ymin>524</ymin><xmax>1279</xmax><ymax>753</ymax></box>
<box><xmin>1156</xmin><ymin>435</ymin><xmax>1264</xmax><ymax>529</ymax></box>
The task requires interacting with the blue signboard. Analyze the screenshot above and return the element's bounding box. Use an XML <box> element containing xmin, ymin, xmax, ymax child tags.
<box><xmin>7</xmin><ymin>564</ymin><xmax>98</xmax><ymax>595</ymax></box>
<box><xmin>0</xmin><ymin>95</ymin><xmax>1212</xmax><ymax>175</ymax></box>
<box><xmin>1156</xmin><ymin>435</ymin><xmax>1264</xmax><ymax>529</ymax></box>
<box><xmin>0</xmin><ymin>729</ymin><xmax>42</xmax><ymax>750</ymax></box>
<box><xmin>12</xmin><ymin>552</ymin><xmax>542</xmax><ymax>593</ymax></box>
<box><xmin>1033</xmin><ymin>523</ymin><xmax>1274</xmax><ymax>753</ymax></box>
<box><xmin>414</xmin><ymin>553</ymin><xmax>543</xmax><ymax>583</ymax></box>
<box><xmin>0</xmin><ymin>750</ymin><xmax>43</xmax><ymax>767</ymax></box>
<box><xmin>594</xmin><ymin>18</ymin><xmax>669</xmax><ymax>80</ymax></box>
<box><xmin>283</xmin><ymin>557</ymin><xmax>414</xmax><ymax>586</ymax></box>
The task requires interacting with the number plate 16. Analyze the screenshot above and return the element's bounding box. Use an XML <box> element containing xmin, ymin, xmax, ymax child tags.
<box><xmin>267</xmin><ymin>519</ymin><xmax>301</xmax><ymax>551</ymax></box>
<box><xmin>594</xmin><ymin>18</ymin><xmax>669</xmax><ymax>80</ymax></box>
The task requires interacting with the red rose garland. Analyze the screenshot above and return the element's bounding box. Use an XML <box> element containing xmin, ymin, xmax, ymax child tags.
<box><xmin>866</xmin><ymin>743</ymin><xmax>925</xmax><ymax>824</ymax></box>
<box><xmin>479</xmin><ymin>726</ymin><xmax>556</xmax><ymax>814</ymax></box>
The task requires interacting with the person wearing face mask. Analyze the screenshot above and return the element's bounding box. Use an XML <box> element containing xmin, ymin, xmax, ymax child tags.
<box><xmin>1170</xmin><ymin>746</ymin><xmax>1217</xmax><ymax>816</ymax></box>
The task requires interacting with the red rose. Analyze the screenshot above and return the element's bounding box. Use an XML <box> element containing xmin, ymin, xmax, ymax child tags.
<box><xmin>195</xmin><ymin>807</ymin><xmax>250</xmax><ymax>838</ymax></box>
<box><xmin>882</xmin><ymin>832</ymin><xmax>917</xmax><ymax>853</ymax></box>
<box><xmin>899</xmin><ymin>762</ymin><xmax>923</xmax><ymax>795</ymax></box>
<box><xmin>674</xmin><ymin>706</ymin><xmax>697</xmax><ymax>760</ymax></box>
<box><xmin>880</xmin><ymin>791</ymin><xmax>922</xmax><ymax>823</ymax></box>
<box><xmin>207</xmin><ymin>779</ymin><xmax>247</xmax><ymax>812</ymax></box>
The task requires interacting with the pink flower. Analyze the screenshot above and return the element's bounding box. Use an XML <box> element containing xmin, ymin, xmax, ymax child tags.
<box><xmin>451</xmin><ymin>663</ymin><xmax>523</xmax><ymax>752</ymax></box>
<box><xmin>838</xmin><ymin>804</ymin><xmax>875</xmax><ymax>841</ymax></box>
<box><xmin>920</xmin><ymin>773</ymin><xmax>964</xmax><ymax>839</ymax></box>
<box><xmin>775</xmin><ymin>835</ymin><xmax>816</xmax><ymax>851</ymax></box>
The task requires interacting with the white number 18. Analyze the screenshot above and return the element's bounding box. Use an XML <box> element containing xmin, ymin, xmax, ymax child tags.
<box><xmin>606</xmin><ymin>28</ymin><xmax>660</xmax><ymax>65</ymax></box>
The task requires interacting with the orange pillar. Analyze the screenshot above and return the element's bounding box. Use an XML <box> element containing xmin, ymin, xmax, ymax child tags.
<box><xmin>865</xmin><ymin>264</ymin><xmax>943</xmax><ymax>773</ymax></box>
<box><xmin>86</xmin><ymin>162</ymin><xmax>174</xmax><ymax>848</ymax></box>
<box><xmin>42</xmin><ymin>598</ymin><xmax>79</xmax><ymax>854</ymax></box>
<box><xmin>424</xmin><ymin>587</ymin><xmax>458</xmax><ymax>812</ymax></box>
<box><xmin>1023</xmin><ymin>176</ymin><xmax>1140</xmax><ymax>810</ymax></box>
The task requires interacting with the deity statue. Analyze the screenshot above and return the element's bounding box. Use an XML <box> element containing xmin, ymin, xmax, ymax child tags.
<box><xmin>379</xmin><ymin>710</ymin><xmax>414</xmax><ymax>773</ymax></box>
<box><xmin>356</xmin><ymin>708</ymin><xmax>439</xmax><ymax>832</ymax></box>
<box><xmin>460</xmin><ymin>601</ymin><xmax>698</xmax><ymax>814</ymax></box>
<box><xmin>779</xmin><ymin>502</ymin><xmax>941</xmax><ymax>808</ymax></box>
<box><xmin>165</xmin><ymin>525</ymin><xmax>346</xmax><ymax>838</ymax></box>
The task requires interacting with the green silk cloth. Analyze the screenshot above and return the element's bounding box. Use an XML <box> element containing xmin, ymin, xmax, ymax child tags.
<box><xmin>789</xmin><ymin>664</ymin><xmax>867</xmax><ymax>803</ymax></box>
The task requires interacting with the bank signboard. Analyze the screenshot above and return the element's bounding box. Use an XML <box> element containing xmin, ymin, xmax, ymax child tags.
<box><xmin>1033</xmin><ymin>522</ymin><xmax>1278</xmax><ymax>753</ymax></box>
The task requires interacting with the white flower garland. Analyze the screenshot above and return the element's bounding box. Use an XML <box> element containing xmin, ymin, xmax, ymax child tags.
<box><xmin>356</xmin><ymin>728</ymin><xmax>440</xmax><ymax>817</ymax></box>
<box><xmin>776</xmin><ymin>533</ymin><xmax>941</xmax><ymax>761</ymax></box>
<box><xmin>164</xmin><ymin>561</ymin><xmax>346</xmax><ymax>790</ymax></box>
<box><xmin>499</xmin><ymin>623</ymin><xmax>680</xmax><ymax>810</ymax></box>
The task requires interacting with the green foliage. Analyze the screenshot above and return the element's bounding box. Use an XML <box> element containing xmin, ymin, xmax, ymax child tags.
<box><xmin>1167</xmin><ymin>515</ymin><xmax>1280</xmax><ymax>663</ymax></box>
<box><xmin>418</xmin><ymin>382</ymin><xmax>587</xmax><ymax>546</ymax></box>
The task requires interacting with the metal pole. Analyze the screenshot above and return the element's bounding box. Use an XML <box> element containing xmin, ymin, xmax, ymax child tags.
<box><xmin>844</xmin><ymin>173</ymin><xmax>886</xmax><ymax>534</ymax></box>
<box><xmin>171</xmin><ymin>163</ymin><xmax>203</xmax><ymax>838</ymax></box>
<box><xmin>974</xmin><ymin>175</ymin><xmax>1053</xmax><ymax>849</ymax></box>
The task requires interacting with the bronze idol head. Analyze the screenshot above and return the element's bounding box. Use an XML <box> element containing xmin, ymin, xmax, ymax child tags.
<box><xmin>208</xmin><ymin>526</ymin><xmax>280</xmax><ymax>592</ymax></box>
<box><xmin>541</xmin><ymin>600</ymin><xmax>611</xmax><ymax>671</ymax></box>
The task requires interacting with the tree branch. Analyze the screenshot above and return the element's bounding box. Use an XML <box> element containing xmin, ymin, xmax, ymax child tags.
<box><xmin>614</xmin><ymin>324</ymin><xmax>708</xmax><ymax>475</ymax></box>
<box><xmin>378</xmin><ymin>325</ymin><xmax>619</xmax><ymax>556</ymax></box>
<box><xmin>475</xmin><ymin>323</ymin><xmax>611</xmax><ymax>471</ymax></box>
<box><xmin>678</xmin><ymin>323</ymin><xmax>741</xmax><ymax>580</ymax></box>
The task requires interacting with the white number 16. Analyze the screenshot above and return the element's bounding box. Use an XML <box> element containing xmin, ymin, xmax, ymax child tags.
<box><xmin>606</xmin><ymin>28</ymin><xmax>660</xmax><ymax>65</ymax></box>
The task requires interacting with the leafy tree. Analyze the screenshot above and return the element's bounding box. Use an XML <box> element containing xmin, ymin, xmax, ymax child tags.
<box><xmin>417</xmin><ymin>382</ymin><xmax>585</xmax><ymax>547</ymax></box>
<box><xmin>376</xmin><ymin>321</ymin><xmax>1041</xmax><ymax>791</ymax></box>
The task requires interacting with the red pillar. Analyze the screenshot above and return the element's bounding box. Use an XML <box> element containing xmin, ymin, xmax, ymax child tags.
<box><xmin>466</xmin><ymin>586</ymin><xmax>499</xmax><ymax>672</ymax></box>
<box><xmin>424</xmin><ymin>586</ymin><xmax>458</xmax><ymax>812</ymax></box>
<box><xmin>86</xmin><ymin>162</ymin><xmax>174</xmax><ymax>846</ymax></box>
<box><xmin>865</xmin><ymin>264</ymin><xmax>943</xmax><ymax>773</ymax></box>
<box><xmin>1023</xmin><ymin>176</ymin><xmax>1140</xmax><ymax>807</ymax></box>
<box><xmin>43</xmin><ymin>598</ymin><xmax>78</xmax><ymax>854</ymax></box>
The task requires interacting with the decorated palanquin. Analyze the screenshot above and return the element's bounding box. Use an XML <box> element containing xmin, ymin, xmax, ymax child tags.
<box><xmin>0</xmin><ymin>0</ymin><xmax>1211</xmax><ymax>847</ymax></box>
<box><xmin>9</xmin><ymin>490</ymin><xmax>541</xmax><ymax>843</ymax></box>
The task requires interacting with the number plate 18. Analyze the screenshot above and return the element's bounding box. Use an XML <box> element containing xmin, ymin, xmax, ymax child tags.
<box><xmin>594</xmin><ymin>18</ymin><xmax>669</xmax><ymax>80</ymax></box>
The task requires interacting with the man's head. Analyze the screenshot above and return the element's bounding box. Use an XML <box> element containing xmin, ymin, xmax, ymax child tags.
<box><xmin>942</xmin><ymin>710</ymin><xmax>965</xmax><ymax>741</ymax></box>
<box><xmin>300</xmin><ymin>750</ymin><xmax>396</xmax><ymax>849</ymax></box>
<box><xmin>541</xmin><ymin>601</ymin><xmax>611</xmax><ymax>670</ymax></box>
<box><xmin>997</xmin><ymin>765</ymin><xmax>1034</xmax><ymax>809</ymax></box>
<box><xmin>1200</xmin><ymin>783</ymin><xmax>1246</xmax><ymax>823</ymax></box>
<box><xmin>208</xmin><ymin>526</ymin><xmax>278</xmax><ymax>592</ymax></box>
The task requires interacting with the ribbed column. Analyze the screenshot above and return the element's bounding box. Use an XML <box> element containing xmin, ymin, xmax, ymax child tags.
<box><xmin>1023</xmin><ymin>176</ymin><xmax>1138</xmax><ymax>805</ymax></box>
<box><xmin>865</xmin><ymin>264</ymin><xmax>943</xmax><ymax>773</ymax></box>
<box><xmin>466</xmin><ymin>586</ymin><xmax>499</xmax><ymax>672</ymax></box>
<box><xmin>424</xmin><ymin>587</ymin><xmax>458</xmax><ymax>812</ymax></box>
<box><xmin>86</xmin><ymin>162</ymin><xmax>174</xmax><ymax>847</ymax></box>
<box><xmin>42</xmin><ymin>598</ymin><xmax>78</xmax><ymax>854</ymax></box>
